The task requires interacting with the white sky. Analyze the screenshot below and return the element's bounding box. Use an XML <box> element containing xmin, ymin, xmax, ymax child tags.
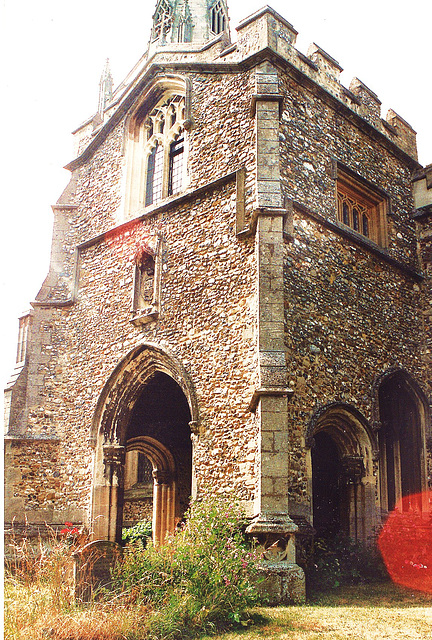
<box><xmin>1</xmin><ymin>0</ymin><xmax>431</xmax><ymax>394</ymax></box>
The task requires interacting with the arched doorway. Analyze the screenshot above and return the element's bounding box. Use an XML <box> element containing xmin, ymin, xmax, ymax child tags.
<box><xmin>308</xmin><ymin>404</ymin><xmax>376</xmax><ymax>542</ymax></box>
<box><xmin>378</xmin><ymin>371</ymin><xmax>428</xmax><ymax>514</ymax></box>
<box><xmin>90</xmin><ymin>343</ymin><xmax>198</xmax><ymax>545</ymax></box>
<box><xmin>123</xmin><ymin>372</ymin><xmax>192</xmax><ymax>543</ymax></box>
<box><xmin>311</xmin><ymin>431</ymin><xmax>341</xmax><ymax>539</ymax></box>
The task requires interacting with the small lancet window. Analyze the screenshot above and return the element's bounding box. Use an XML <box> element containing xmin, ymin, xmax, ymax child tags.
<box><xmin>146</xmin><ymin>143</ymin><xmax>164</xmax><ymax>206</ymax></box>
<box><xmin>210</xmin><ymin>1</ymin><xmax>226</xmax><ymax>35</ymax></box>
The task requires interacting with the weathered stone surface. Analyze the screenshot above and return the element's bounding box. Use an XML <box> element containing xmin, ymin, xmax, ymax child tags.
<box><xmin>4</xmin><ymin>2</ymin><xmax>430</xmax><ymax>607</ymax></box>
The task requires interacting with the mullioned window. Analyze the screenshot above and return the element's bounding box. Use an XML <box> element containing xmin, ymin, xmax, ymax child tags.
<box><xmin>126</xmin><ymin>94</ymin><xmax>186</xmax><ymax>214</ymax></box>
<box><xmin>336</xmin><ymin>168</ymin><xmax>388</xmax><ymax>247</ymax></box>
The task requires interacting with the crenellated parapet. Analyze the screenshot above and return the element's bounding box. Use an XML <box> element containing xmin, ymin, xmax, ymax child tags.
<box><xmin>70</xmin><ymin>5</ymin><xmax>418</xmax><ymax>165</ymax></box>
<box><xmin>232</xmin><ymin>6</ymin><xmax>418</xmax><ymax>161</ymax></box>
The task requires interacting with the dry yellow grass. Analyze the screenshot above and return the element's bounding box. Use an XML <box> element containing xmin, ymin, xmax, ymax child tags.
<box><xmin>4</xmin><ymin>580</ymin><xmax>149</xmax><ymax>640</ymax></box>
<box><xmin>5</xmin><ymin>581</ymin><xmax>432</xmax><ymax>640</ymax></box>
<box><xmin>201</xmin><ymin>584</ymin><xmax>432</xmax><ymax>640</ymax></box>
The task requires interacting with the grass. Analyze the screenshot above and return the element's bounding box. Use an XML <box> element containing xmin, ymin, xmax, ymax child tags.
<box><xmin>201</xmin><ymin>584</ymin><xmax>432</xmax><ymax>640</ymax></box>
<box><xmin>5</xmin><ymin>581</ymin><xmax>432</xmax><ymax>640</ymax></box>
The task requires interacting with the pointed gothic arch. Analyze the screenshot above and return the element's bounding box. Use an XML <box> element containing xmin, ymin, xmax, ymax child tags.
<box><xmin>124</xmin><ymin>75</ymin><xmax>192</xmax><ymax>216</ymax></box>
<box><xmin>306</xmin><ymin>403</ymin><xmax>378</xmax><ymax>542</ymax></box>
<box><xmin>374</xmin><ymin>368</ymin><xmax>430</xmax><ymax>515</ymax></box>
<box><xmin>90</xmin><ymin>343</ymin><xmax>198</xmax><ymax>544</ymax></box>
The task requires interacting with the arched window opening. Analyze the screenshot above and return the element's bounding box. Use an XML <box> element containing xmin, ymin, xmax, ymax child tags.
<box><xmin>210</xmin><ymin>1</ymin><xmax>226</xmax><ymax>35</ymax></box>
<box><xmin>128</xmin><ymin>93</ymin><xmax>186</xmax><ymax>213</ymax></box>
<box><xmin>336</xmin><ymin>166</ymin><xmax>388</xmax><ymax>246</ymax></box>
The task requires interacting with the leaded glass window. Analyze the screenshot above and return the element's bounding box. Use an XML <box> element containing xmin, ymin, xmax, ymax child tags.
<box><xmin>146</xmin><ymin>143</ymin><xmax>164</xmax><ymax>206</ymax></box>
<box><xmin>137</xmin><ymin>454</ymin><xmax>153</xmax><ymax>485</ymax></box>
<box><xmin>337</xmin><ymin>192</ymin><xmax>370</xmax><ymax>238</ymax></box>
<box><xmin>168</xmin><ymin>134</ymin><xmax>184</xmax><ymax>196</ymax></box>
<box><xmin>336</xmin><ymin>168</ymin><xmax>388</xmax><ymax>246</ymax></box>
<box><xmin>210</xmin><ymin>1</ymin><xmax>226</xmax><ymax>35</ymax></box>
<box><xmin>127</xmin><ymin>93</ymin><xmax>186</xmax><ymax>213</ymax></box>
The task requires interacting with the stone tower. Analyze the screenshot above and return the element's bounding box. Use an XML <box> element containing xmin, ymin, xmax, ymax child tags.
<box><xmin>147</xmin><ymin>0</ymin><xmax>230</xmax><ymax>57</ymax></box>
<box><xmin>4</xmin><ymin>1</ymin><xmax>431</xmax><ymax>605</ymax></box>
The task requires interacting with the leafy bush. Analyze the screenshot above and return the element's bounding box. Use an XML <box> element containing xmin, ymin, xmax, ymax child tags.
<box><xmin>306</xmin><ymin>535</ymin><xmax>388</xmax><ymax>594</ymax></box>
<box><xmin>112</xmin><ymin>494</ymin><xmax>261</xmax><ymax>638</ymax></box>
<box><xmin>122</xmin><ymin>520</ymin><xmax>153</xmax><ymax>546</ymax></box>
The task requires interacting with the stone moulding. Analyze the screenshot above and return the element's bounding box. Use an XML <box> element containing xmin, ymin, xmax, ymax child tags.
<box><xmin>291</xmin><ymin>199</ymin><xmax>424</xmax><ymax>281</ymax></box>
<box><xmin>250</xmin><ymin>93</ymin><xmax>284</xmax><ymax>117</ymax></box>
<box><xmin>89</xmin><ymin>341</ymin><xmax>200</xmax><ymax>445</ymax></box>
<box><xmin>248</xmin><ymin>386</ymin><xmax>294</xmax><ymax>413</ymax></box>
<box><xmin>32</xmin><ymin>168</ymin><xmax>243</xmax><ymax>309</ymax></box>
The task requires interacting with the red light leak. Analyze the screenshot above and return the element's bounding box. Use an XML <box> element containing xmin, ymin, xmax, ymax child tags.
<box><xmin>378</xmin><ymin>491</ymin><xmax>432</xmax><ymax>593</ymax></box>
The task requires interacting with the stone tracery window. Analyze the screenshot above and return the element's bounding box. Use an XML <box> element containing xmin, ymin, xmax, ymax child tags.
<box><xmin>336</xmin><ymin>168</ymin><xmax>388</xmax><ymax>247</ymax></box>
<box><xmin>127</xmin><ymin>94</ymin><xmax>186</xmax><ymax>213</ymax></box>
<box><xmin>210</xmin><ymin>1</ymin><xmax>226</xmax><ymax>35</ymax></box>
<box><xmin>152</xmin><ymin>0</ymin><xmax>173</xmax><ymax>41</ymax></box>
<box><xmin>145</xmin><ymin>143</ymin><xmax>164</xmax><ymax>206</ymax></box>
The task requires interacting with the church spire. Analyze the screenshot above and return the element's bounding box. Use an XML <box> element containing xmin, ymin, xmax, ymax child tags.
<box><xmin>98</xmin><ymin>59</ymin><xmax>113</xmax><ymax>115</ymax></box>
<box><xmin>150</xmin><ymin>0</ymin><xmax>230</xmax><ymax>50</ymax></box>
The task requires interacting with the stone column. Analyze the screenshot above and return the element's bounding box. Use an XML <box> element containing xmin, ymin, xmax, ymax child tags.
<box><xmin>152</xmin><ymin>469</ymin><xmax>174</xmax><ymax>545</ymax></box>
<box><xmin>246</xmin><ymin>63</ymin><xmax>305</xmax><ymax>604</ymax></box>
<box><xmin>92</xmin><ymin>443</ymin><xmax>125</xmax><ymax>542</ymax></box>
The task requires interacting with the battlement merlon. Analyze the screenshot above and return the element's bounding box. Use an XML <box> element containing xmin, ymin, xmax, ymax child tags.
<box><xmin>235</xmin><ymin>6</ymin><xmax>418</xmax><ymax>161</ymax></box>
<box><xmin>68</xmin><ymin>5</ymin><xmax>418</xmax><ymax>167</ymax></box>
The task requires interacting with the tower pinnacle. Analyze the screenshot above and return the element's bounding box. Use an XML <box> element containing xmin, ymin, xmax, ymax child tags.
<box><xmin>98</xmin><ymin>59</ymin><xmax>113</xmax><ymax>115</ymax></box>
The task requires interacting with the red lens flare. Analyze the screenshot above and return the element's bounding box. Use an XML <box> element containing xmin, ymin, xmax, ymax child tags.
<box><xmin>378</xmin><ymin>491</ymin><xmax>432</xmax><ymax>593</ymax></box>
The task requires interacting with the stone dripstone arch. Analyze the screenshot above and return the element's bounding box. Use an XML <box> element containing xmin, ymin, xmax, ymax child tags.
<box><xmin>373</xmin><ymin>368</ymin><xmax>430</xmax><ymax>515</ymax></box>
<box><xmin>90</xmin><ymin>343</ymin><xmax>198</xmax><ymax>545</ymax></box>
<box><xmin>306</xmin><ymin>403</ymin><xmax>377</xmax><ymax>542</ymax></box>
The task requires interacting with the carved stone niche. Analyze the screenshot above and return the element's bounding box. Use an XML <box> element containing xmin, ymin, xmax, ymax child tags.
<box><xmin>246</xmin><ymin>514</ymin><xmax>306</xmax><ymax>605</ymax></box>
<box><xmin>130</xmin><ymin>239</ymin><xmax>163</xmax><ymax>327</ymax></box>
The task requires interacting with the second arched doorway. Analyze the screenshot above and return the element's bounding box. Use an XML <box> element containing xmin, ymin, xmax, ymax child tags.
<box><xmin>308</xmin><ymin>404</ymin><xmax>377</xmax><ymax>542</ymax></box>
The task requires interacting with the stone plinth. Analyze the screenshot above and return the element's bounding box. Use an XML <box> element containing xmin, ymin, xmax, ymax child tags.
<box><xmin>246</xmin><ymin>513</ymin><xmax>306</xmax><ymax>604</ymax></box>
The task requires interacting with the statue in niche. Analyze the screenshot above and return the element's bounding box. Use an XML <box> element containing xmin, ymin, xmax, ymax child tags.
<box><xmin>136</xmin><ymin>251</ymin><xmax>155</xmax><ymax>310</ymax></box>
<box><xmin>131</xmin><ymin>239</ymin><xmax>163</xmax><ymax>326</ymax></box>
